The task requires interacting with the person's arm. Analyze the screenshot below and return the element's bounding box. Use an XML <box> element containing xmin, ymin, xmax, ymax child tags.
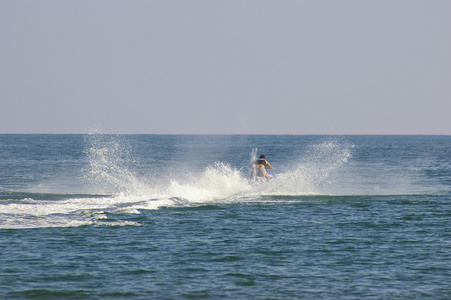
<box><xmin>266</xmin><ymin>161</ymin><xmax>273</xmax><ymax>169</ymax></box>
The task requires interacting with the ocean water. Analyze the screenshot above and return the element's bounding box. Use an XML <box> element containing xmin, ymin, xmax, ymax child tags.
<box><xmin>0</xmin><ymin>134</ymin><xmax>450</xmax><ymax>299</ymax></box>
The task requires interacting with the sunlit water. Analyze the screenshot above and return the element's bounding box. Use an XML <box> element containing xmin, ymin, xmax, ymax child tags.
<box><xmin>1</xmin><ymin>134</ymin><xmax>450</xmax><ymax>299</ymax></box>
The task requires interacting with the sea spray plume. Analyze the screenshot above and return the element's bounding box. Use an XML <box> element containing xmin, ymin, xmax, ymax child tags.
<box><xmin>83</xmin><ymin>134</ymin><xmax>147</xmax><ymax>195</ymax></box>
<box><xmin>167</xmin><ymin>162</ymin><xmax>251</xmax><ymax>202</ymax></box>
<box><xmin>249</xmin><ymin>148</ymin><xmax>258</xmax><ymax>180</ymax></box>
<box><xmin>272</xmin><ymin>138</ymin><xmax>353</xmax><ymax>194</ymax></box>
<box><xmin>250</xmin><ymin>148</ymin><xmax>258</xmax><ymax>163</ymax></box>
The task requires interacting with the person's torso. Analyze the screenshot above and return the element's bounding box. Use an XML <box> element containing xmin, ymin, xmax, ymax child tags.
<box><xmin>255</xmin><ymin>159</ymin><xmax>267</xmax><ymax>167</ymax></box>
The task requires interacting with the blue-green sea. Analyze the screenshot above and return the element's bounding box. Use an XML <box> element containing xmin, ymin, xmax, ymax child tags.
<box><xmin>1</xmin><ymin>134</ymin><xmax>450</xmax><ymax>299</ymax></box>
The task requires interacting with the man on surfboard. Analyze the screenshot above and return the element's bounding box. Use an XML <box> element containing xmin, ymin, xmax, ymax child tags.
<box><xmin>249</xmin><ymin>154</ymin><xmax>273</xmax><ymax>181</ymax></box>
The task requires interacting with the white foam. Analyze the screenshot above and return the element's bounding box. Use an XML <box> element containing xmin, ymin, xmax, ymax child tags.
<box><xmin>164</xmin><ymin>162</ymin><xmax>253</xmax><ymax>202</ymax></box>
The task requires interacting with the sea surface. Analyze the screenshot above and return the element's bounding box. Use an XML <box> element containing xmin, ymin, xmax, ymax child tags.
<box><xmin>1</xmin><ymin>134</ymin><xmax>450</xmax><ymax>299</ymax></box>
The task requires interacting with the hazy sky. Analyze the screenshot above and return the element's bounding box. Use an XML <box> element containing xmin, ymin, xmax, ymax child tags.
<box><xmin>1</xmin><ymin>0</ymin><xmax>450</xmax><ymax>134</ymax></box>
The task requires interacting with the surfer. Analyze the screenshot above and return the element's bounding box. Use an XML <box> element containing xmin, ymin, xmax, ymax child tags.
<box><xmin>249</xmin><ymin>154</ymin><xmax>273</xmax><ymax>181</ymax></box>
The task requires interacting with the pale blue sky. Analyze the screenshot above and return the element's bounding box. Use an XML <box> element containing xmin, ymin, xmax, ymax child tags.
<box><xmin>1</xmin><ymin>0</ymin><xmax>450</xmax><ymax>134</ymax></box>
